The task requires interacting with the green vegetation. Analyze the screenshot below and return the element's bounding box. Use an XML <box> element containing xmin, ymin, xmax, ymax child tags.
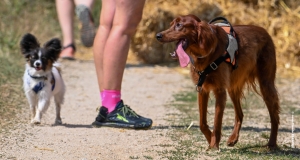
<box><xmin>159</xmin><ymin>84</ymin><xmax>300</xmax><ymax>159</ymax></box>
<box><xmin>0</xmin><ymin>0</ymin><xmax>101</xmax><ymax>130</ymax></box>
<box><xmin>0</xmin><ymin>0</ymin><xmax>299</xmax><ymax>158</ymax></box>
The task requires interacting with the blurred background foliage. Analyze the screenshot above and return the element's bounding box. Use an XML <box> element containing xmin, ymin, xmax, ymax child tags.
<box><xmin>0</xmin><ymin>0</ymin><xmax>102</xmax><ymax>129</ymax></box>
<box><xmin>133</xmin><ymin>0</ymin><xmax>300</xmax><ymax>67</ymax></box>
<box><xmin>0</xmin><ymin>0</ymin><xmax>299</xmax><ymax>127</ymax></box>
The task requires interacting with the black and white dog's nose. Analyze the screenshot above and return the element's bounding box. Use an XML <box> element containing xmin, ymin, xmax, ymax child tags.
<box><xmin>34</xmin><ymin>61</ymin><xmax>41</xmax><ymax>67</ymax></box>
<box><xmin>156</xmin><ymin>33</ymin><xmax>163</xmax><ymax>40</ymax></box>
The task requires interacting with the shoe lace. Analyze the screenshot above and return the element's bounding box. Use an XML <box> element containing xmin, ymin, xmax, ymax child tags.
<box><xmin>119</xmin><ymin>105</ymin><xmax>139</xmax><ymax>118</ymax></box>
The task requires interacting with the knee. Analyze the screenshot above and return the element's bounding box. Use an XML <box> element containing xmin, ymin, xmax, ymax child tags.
<box><xmin>120</xmin><ymin>15</ymin><xmax>143</xmax><ymax>37</ymax></box>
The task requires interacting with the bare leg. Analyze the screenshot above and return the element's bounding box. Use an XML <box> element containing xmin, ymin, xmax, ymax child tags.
<box><xmin>74</xmin><ymin>0</ymin><xmax>94</xmax><ymax>8</ymax></box>
<box><xmin>93</xmin><ymin>0</ymin><xmax>116</xmax><ymax>92</ymax></box>
<box><xmin>56</xmin><ymin>0</ymin><xmax>94</xmax><ymax>58</ymax></box>
<box><xmin>97</xmin><ymin>0</ymin><xmax>145</xmax><ymax>91</ymax></box>
<box><xmin>92</xmin><ymin>0</ymin><xmax>152</xmax><ymax>129</ymax></box>
<box><xmin>55</xmin><ymin>0</ymin><xmax>75</xmax><ymax>47</ymax></box>
<box><xmin>93</xmin><ymin>0</ymin><xmax>145</xmax><ymax>94</ymax></box>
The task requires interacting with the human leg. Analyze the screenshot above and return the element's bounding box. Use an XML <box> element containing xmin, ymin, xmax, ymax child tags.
<box><xmin>74</xmin><ymin>0</ymin><xmax>95</xmax><ymax>47</ymax></box>
<box><xmin>56</xmin><ymin>0</ymin><xmax>75</xmax><ymax>59</ymax></box>
<box><xmin>93</xmin><ymin>0</ymin><xmax>116</xmax><ymax>93</ymax></box>
<box><xmin>100</xmin><ymin>0</ymin><xmax>146</xmax><ymax>111</ymax></box>
<box><xmin>92</xmin><ymin>0</ymin><xmax>152</xmax><ymax>129</ymax></box>
<box><xmin>74</xmin><ymin>0</ymin><xmax>94</xmax><ymax>8</ymax></box>
<box><xmin>101</xmin><ymin>0</ymin><xmax>145</xmax><ymax>91</ymax></box>
<box><xmin>56</xmin><ymin>0</ymin><xmax>74</xmax><ymax>47</ymax></box>
<box><xmin>101</xmin><ymin>0</ymin><xmax>145</xmax><ymax>111</ymax></box>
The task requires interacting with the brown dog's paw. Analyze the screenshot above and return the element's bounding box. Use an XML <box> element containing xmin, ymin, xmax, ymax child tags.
<box><xmin>227</xmin><ymin>138</ymin><xmax>238</xmax><ymax>147</ymax></box>
<box><xmin>227</xmin><ymin>141</ymin><xmax>237</xmax><ymax>147</ymax></box>
<box><xmin>265</xmin><ymin>143</ymin><xmax>279</xmax><ymax>150</ymax></box>
<box><xmin>206</xmin><ymin>145</ymin><xmax>220</xmax><ymax>152</ymax></box>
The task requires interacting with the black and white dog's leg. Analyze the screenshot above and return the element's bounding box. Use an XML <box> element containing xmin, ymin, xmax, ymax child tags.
<box><xmin>32</xmin><ymin>100</ymin><xmax>50</xmax><ymax>124</ymax></box>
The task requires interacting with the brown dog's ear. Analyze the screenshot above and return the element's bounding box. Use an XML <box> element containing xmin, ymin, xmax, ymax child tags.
<box><xmin>20</xmin><ymin>33</ymin><xmax>40</xmax><ymax>57</ymax></box>
<box><xmin>197</xmin><ymin>22</ymin><xmax>217</xmax><ymax>55</ymax></box>
<box><xmin>43</xmin><ymin>38</ymin><xmax>62</xmax><ymax>62</ymax></box>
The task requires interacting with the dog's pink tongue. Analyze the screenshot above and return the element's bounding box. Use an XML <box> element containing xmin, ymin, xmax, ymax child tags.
<box><xmin>176</xmin><ymin>41</ymin><xmax>190</xmax><ymax>67</ymax></box>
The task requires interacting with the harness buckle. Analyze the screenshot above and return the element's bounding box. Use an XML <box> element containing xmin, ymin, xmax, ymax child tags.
<box><xmin>195</xmin><ymin>85</ymin><xmax>203</xmax><ymax>93</ymax></box>
<box><xmin>210</xmin><ymin>62</ymin><xmax>218</xmax><ymax>70</ymax></box>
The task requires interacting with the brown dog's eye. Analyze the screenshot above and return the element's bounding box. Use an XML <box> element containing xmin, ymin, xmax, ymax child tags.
<box><xmin>176</xmin><ymin>23</ymin><xmax>182</xmax><ymax>28</ymax></box>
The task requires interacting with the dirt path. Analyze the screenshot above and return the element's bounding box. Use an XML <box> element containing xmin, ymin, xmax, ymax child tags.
<box><xmin>0</xmin><ymin>59</ymin><xmax>192</xmax><ymax>159</ymax></box>
<box><xmin>1</xmin><ymin>56</ymin><xmax>300</xmax><ymax>159</ymax></box>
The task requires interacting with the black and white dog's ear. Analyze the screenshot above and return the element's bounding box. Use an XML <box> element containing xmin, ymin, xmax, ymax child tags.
<box><xmin>44</xmin><ymin>38</ymin><xmax>62</xmax><ymax>61</ymax></box>
<box><xmin>20</xmin><ymin>33</ymin><xmax>40</xmax><ymax>55</ymax></box>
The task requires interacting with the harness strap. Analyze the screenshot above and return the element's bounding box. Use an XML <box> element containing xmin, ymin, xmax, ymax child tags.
<box><xmin>209</xmin><ymin>17</ymin><xmax>234</xmax><ymax>36</ymax></box>
<box><xmin>29</xmin><ymin>72</ymin><xmax>55</xmax><ymax>94</ymax></box>
<box><xmin>209</xmin><ymin>17</ymin><xmax>238</xmax><ymax>69</ymax></box>
<box><xmin>193</xmin><ymin>17</ymin><xmax>238</xmax><ymax>92</ymax></box>
<box><xmin>196</xmin><ymin>54</ymin><xmax>229</xmax><ymax>91</ymax></box>
<box><xmin>32</xmin><ymin>82</ymin><xmax>45</xmax><ymax>94</ymax></box>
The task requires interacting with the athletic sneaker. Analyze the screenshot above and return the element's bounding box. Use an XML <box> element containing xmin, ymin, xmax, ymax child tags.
<box><xmin>75</xmin><ymin>5</ymin><xmax>95</xmax><ymax>47</ymax></box>
<box><xmin>92</xmin><ymin>100</ymin><xmax>153</xmax><ymax>129</ymax></box>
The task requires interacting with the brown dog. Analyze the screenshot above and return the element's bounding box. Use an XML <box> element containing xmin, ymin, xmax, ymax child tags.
<box><xmin>156</xmin><ymin>15</ymin><xmax>280</xmax><ymax>150</ymax></box>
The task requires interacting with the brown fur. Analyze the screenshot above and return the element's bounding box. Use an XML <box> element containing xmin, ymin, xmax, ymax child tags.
<box><xmin>156</xmin><ymin>15</ymin><xmax>280</xmax><ymax>150</ymax></box>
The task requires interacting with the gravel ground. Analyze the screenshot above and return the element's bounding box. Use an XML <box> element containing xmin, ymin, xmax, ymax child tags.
<box><xmin>1</xmin><ymin>59</ymin><xmax>299</xmax><ymax>159</ymax></box>
<box><xmin>0</xmin><ymin>59</ymin><xmax>191</xmax><ymax>160</ymax></box>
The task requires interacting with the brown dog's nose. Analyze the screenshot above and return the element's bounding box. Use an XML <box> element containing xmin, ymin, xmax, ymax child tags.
<box><xmin>156</xmin><ymin>33</ymin><xmax>163</xmax><ymax>41</ymax></box>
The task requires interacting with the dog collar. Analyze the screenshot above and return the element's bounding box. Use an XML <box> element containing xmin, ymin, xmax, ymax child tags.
<box><xmin>27</xmin><ymin>70</ymin><xmax>48</xmax><ymax>80</ymax></box>
<box><xmin>28</xmin><ymin>71</ymin><xmax>55</xmax><ymax>94</ymax></box>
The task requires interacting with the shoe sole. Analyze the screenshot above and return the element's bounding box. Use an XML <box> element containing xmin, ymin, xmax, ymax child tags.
<box><xmin>60</xmin><ymin>57</ymin><xmax>75</xmax><ymax>61</ymax></box>
<box><xmin>91</xmin><ymin>121</ymin><xmax>152</xmax><ymax>130</ymax></box>
<box><xmin>77</xmin><ymin>7</ymin><xmax>95</xmax><ymax>47</ymax></box>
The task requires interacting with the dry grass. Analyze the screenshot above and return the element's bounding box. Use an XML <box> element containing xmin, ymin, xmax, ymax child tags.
<box><xmin>0</xmin><ymin>1</ymin><xmax>299</xmax><ymax>158</ymax></box>
<box><xmin>0</xmin><ymin>0</ymin><xmax>102</xmax><ymax>130</ymax></box>
<box><xmin>132</xmin><ymin>0</ymin><xmax>300</xmax><ymax>71</ymax></box>
<box><xmin>161</xmin><ymin>82</ymin><xmax>300</xmax><ymax>159</ymax></box>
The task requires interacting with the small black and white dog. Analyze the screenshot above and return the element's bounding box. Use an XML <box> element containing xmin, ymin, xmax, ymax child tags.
<box><xmin>20</xmin><ymin>33</ymin><xmax>65</xmax><ymax>124</ymax></box>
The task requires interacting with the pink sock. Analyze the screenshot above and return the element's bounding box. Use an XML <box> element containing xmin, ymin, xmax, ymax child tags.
<box><xmin>102</xmin><ymin>90</ymin><xmax>121</xmax><ymax>113</ymax></box>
